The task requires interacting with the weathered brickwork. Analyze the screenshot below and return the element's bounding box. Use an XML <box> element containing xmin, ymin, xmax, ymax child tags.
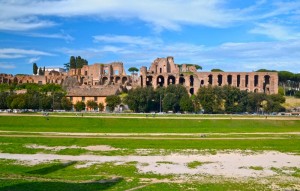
<box><xmin>1</xmin><ymin>57</ymin><xmax>278</xmax><ymax>100</ymax></box>
<box><xmin>138</xmin><ymin>56</ymin><xmax>278</xmax><ymax>95</ymax></box>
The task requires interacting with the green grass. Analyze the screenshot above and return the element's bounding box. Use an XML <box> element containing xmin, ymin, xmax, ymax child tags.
<box><xmin>0</xmin><ymin>116</ymin><xmax>300</xmax><ymax>133</ymax></box>
<box><xmin>187</xmin><ymin>161</ymin><xmax>206</xmax><ymax>169</ymax></box>
<box><xmin>249</xmin><ymin>166</ymin><xmax>264</xmax><ymax>171</ymax></box>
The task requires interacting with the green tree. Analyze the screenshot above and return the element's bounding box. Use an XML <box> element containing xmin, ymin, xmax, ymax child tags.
<box><xmin>70</xmin><ymin>56</ymin><xmax>76</xmax><ymax>69</ymax></box>
<box><xmin>0</xmin><ymin>92</ymin><xmax>9</xmax><ymax>109</ymax></box>
<box><xmin>124</xmin><ymin>87</ymin><xmax>157</xmax><ymax>112</ymax></box>
<box><xmin>295</xmin><ymin>91</ymin><xmax>300</xmax><ymax>98</ymax></box>
<box><xmin>74</xmin><ymin>101</ymin><xmax>86</xmax><ymax>111</ymax></box>
<box><xmin>196</xmin><ymin>85</ymin><xmax>223</xmax><ymax>113</ymax></box>
<box><xmin>86</xmin><ymin>100</ymin><xmax>98</xmax><ymax>111</ymax></box>
<box><xmin>162</xmin><ymin>93</ymin><xmax>177</xmax><ymax>112</ymax></box>
<box><xmin>105</xmin><ymin>95</ymin><xmax>121</xmax><ymax>112</ymax></box>
<box><xmin>33</xmin><ymin>63</ymin><xmax>38</xmax><ymax>75</ymax></box>
<box><xmin>128</xmin><ymin>67</ymin><xmax>139</xmax><ymax>75</ymax></box>
<box><xmin>211</xmin><ymin>69</ymin><xmax>224</xmax><ymax>72</ymax></box>
<box><xmin>179</xmin><ymin>95</ymin><xmax>194</xmax><ymax>112</ymax></box>
<box><xmin>64</xmin><ymin>63</ymin><xmax>70</xmax><ymax>71</ymax></box>
<box><xmin>75</xmin><ymin>56</ymin><xmax>88</xmax><ymax>68</ymax></box>
<box><xmin>61</xmin><ymin>97</ymin><xmax>73</xmax><ymax>111</ymax></box>
<box><xmin>98</xmin><ymin>102</ymin><xmax>105</xmax><ymax>112</ymax></box>
<box><xmin>38</xmin><ymin>67</ymin><xmax>43</xmax><ymax>75</ymax></box>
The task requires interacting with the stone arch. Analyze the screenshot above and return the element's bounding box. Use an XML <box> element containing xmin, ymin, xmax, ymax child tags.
<box><xmin>102</xmin><ymin>77</ymin><xmax>108</xmax><ymax>85</ymax></box>
<box><xmin>237</xmin><ymin>75</ymin><xmax>241</xmax><ymax>87</ymax></box>
<box><xmin>200</xmin><ymin>80</ymin><xmax>204</xmax><ymax>86</ymax></box>
<box><xmin>122</xmin><ymin>77</ymin><xmax>127</xmax><ymax>85</ymax></box>
<box><xmin>218</xmin><ymin>74</ymin><xmax>223</xmax><ymax>86</ymax></box>
<box><xmin>227</xmin><ymin>75</ymin><xmax>232</xmax><ymax>85</ymax></box>
<box><xmin>179</xmin><ymin>74</ymin><xmax>185</xmax><ymax>85</ymax></box>
<box><xmin>254</xmin><ymin>88</ymin><xmax>259</xmax><ymax>93</ymax></box>
<box><xmin>208</xmin><ymin>74</ymin><xmax>213</xmax><ymax>85</ymax></box>
<box><xmin>157</xmin><ymin>75</ymin><xmax>165</xmax><ymax>87</ymax></box>
<box><xmin>190</xmin><ymin>75</ymin><xmax>194</xmax><ymax>86</ymax></box>
<box><xmin>146</xmin><ymin>76</ymin><xmax>153</xmax><ymax>86</ymax></box>
<box><xmin>254</xmin><ymin>75</ymin><xmax>259</xmax><ymax>87</ymax></box>
<box><xmin>115</xmin><ymin>76</ymin><xmax>121</xmax><ymax>84</ymax></box>
<box><xmin>167</xmin><ymin>75</ymin><xmax>176</xmax><ymax>85</ymax></box>
<box><xmin>190</xmin><ymin>88</ymin><xmax>194</xmax><ymax>95</ymax></box>
<box><xmin>264</xmin><ymin>75</ymin><xmax>271</xmax><ymax>94</ymax></box>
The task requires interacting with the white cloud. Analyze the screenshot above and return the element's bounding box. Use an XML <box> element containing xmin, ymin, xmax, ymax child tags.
<box><xmin>0</xmin><ymin>0</ymin><xmax>239</xmax><ymax>31</ymax></box>
<box><xmin>24</xmin><ymin>31</ymin><xmax>74</xmax><ymax>42</ymax></box>
<box><xmin>249</xmin><ymin>23</ymin><xmax>300</xmax><ymax>40</ymax></box>
<box><xmin>60</xmin><ymin>35</ymin><xmax>300</xmax><ymax>72</ymax></box>
<box><xmin>28</xmin><ymin>57</ymin><xmax>40</xmax><ymax>64</ymax></box>
<box><xmin>0</xmin><ymin>63</ymin><xmax>16</xmax><ymax>69</ymax></box>
<box><xmin>93</xmin><ymin>35</ymin><xmax>161</xmax><ymax>46</ymax></box>
<box><xmin>0</xmin><ymin>48</ymin><xmax>54</xmax><ymax>59</ymax></box>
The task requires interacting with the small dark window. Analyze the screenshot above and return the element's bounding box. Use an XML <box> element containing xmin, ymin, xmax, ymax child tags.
<box><xmin>94</xmin><ymin>96</ymin><xmax>98</xmax><ymax>101</ymax></box>
<box><xmin>70</xmin><ymin>97</ymin><xmax>73</xmax><ymax>101</ymax></box>
<box><xmin>82</xmin><ymin>96</ymin><xmax>85</xmax><ymax>101</ymax></box>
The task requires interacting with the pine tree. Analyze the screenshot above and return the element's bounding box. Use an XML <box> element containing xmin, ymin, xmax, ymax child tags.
<box><xmin>70</xmin><ymin>56</ymin><xmax>76</xmax><ymax>69</ymax></box>
<box><xmin>33</xmin><ymin>63</ymin><xmax>38</xmax><ymax>75</ymax></box>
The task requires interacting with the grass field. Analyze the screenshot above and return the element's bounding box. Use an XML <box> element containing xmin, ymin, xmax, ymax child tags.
<box><xmin>0</xmin><ymin>114</ymin><xmax>299</xmax><ymax>190</ymax></box>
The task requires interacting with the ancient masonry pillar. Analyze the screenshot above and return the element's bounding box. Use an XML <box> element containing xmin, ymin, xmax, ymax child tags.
<box><xmin>249</xmin><ymin>74</ymin><xmax>254</xmax><ymax>92</ymax></box>
<box><xmin>164</xmin><ymin>75</ymin><xmax>168</xmax><ymax>87</ymax></box>
<box><xmin>240</xmin><ymin>75</ymin><xmax>245</xmax><ymax>89</ymax></box>
<box><xmin>259</xmin><ymin>74</ymin><xmax>264</xmax><ymax>93</ymax></box>
<box><xmin>213</xmin><ymin>74</ymin><xmax>218</xmax><ymax>86</ymax></box>
<box><xmin>232</xmin><ymin>74</ymin><xmax>237</xmax><ymax>87</ymax></box>
<box><xmin>222</xmin><ymin>74</ymin><xmax>227</xmax><ymax>86</ymax></box>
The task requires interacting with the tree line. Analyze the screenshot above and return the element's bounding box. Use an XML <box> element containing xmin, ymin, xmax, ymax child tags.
<box><xmin>124</xmin><ymin>85</ymin><xmax>286</xmax><ymax>114</ymax></box>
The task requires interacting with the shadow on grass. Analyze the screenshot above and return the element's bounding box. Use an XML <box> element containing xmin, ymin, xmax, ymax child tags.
<box><xmin>27</xmin><ymin>161</ymin><xmax>77</xmax><ymax>175</ymax></box>
<box><xmin>0</xmin><ymin>177</ymin><xmax>123</xmax><ymax>191</ymax></box>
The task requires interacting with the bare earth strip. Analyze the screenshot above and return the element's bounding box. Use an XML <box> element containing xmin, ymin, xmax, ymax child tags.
<box><xmin>0</xmin><ymin>151</ymin><xmax>299</xmax><ymax>178</ymax></box>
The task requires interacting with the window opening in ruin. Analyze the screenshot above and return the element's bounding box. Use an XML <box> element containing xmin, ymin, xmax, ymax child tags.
<box><xmin>200</xmin><ymin>80</ymin><xmax>204</xmax><ymax>86</ymax></box>
<box><xmin>102</xmin><ymin>77</ymin><xmax>108</xmax><ymax>85</ymax></box>
<box><xmin>140</xmin><ymin>76</ymin><xmax>143</xmax><ymax>87</ymax></box>
<box><xmin>218</xmin><ymin>75</ymin><xmax>222</xmax><ymax>86</ymax></box>
<box><xmin>227</xmin><ymin>75</ymin><xmax>232</xmax><ymax>85</ymax></box>
<box><xmin>245</xmin><ymin>75</ymin><xmax>249</xmax><ymax>87</ymax></box>
<box><xmin>168</xmin><ymin>75</ymin><xmax>176</xmax><ymax>85</ymax></box>
<box><xmin>94</xmin><ymin>97</ymin><xmax>98</xmax><ymax>101</ymax></box>
<box><xmin>160</xmin><ymin>68</ymin><xmax>162</xmax><ymax>73</ymax></box>
<box><xmin>208</xmin><ymin>75</ymin><xmax>213</xmax><ymax>85</ymax></box>
<box><xmin>190</xmin><ymin>88</ymin><xmax>194</xmax><ymax>95</ymax></box>
<box><xmin>115</xmin><ymin>76</ymin><xmax>121</xmax><ymax>84</ymax></box>
<box><xmin>254</xmin><ymin>75</ymin><xmax>259</xmax><ymax>87</ymax></box>
<box><xmin>190</xmin><ymin>75</ymin><xmax>194</xmax><ymax>86</ymax></box>
<box><xmin>237</xmin><ymin>75</ymin><xmax>240</xmax><ymax>87</ymax></box>
<box><xmin>104</xmin><ymin>69</ymin><xmax>108</xmax><ymax>75</ymax></box>
<box><xmin>263</xmin><ymin>75</ymin><xmax>271</xmax><ymax>94</ymax></box>
<box><xmin>157</xmin><ymin>76</ymin><xmax>164</xmax><ymax>87</ymax></box>
<box><xmin>85</xmin><ymin>71</ymin><xmax>87</xmax><ymax>75</ymax></box>
<box><xmin>179</xmin><ymin>74</ymin><xmax>185</xmax><ymax>85</ymax></box>
<box><xmin>114</xmin><ymin>70</ymin><xmax>119</xmax><ymax>75</ymax></box>
<box><xmin>146</xmin><ymin>76</ymin><xmax>153</xmax><ymax>86</ymax></box>
<box><xmin>122</xmin><ymin>77</ymin><xmax>127</xmax><ymax>85</ymax></box>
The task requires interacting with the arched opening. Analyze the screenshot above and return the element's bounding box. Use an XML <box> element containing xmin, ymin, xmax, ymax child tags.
<box><xmin>190</xmin><ymin>75</ymin><xmax>194</xmax><ymax>86</ymax></box>
<box><xmin>157</xmin><ymin>75</ymin><xmax>164</xmax><ymax>87</ymax></box>
<box><xmin>122</xmin><ymin>77</ymin><xmax>127</xmax><ymax>85</ymax></box>
<box><xmin>102</xmin><ymin>77</ymin><xmax>108</xmax><ymax>85</ymax></box>
<box><xmin>115</xmin><ymin>76</ymin><xmax>121</xmax><ymax>84</ymax></box>
<box><xmin>218</xmin><ymin>75</ymin><xmax>223</xmax><ymax>86</ymax></box>
<box><xmin>146</xmin><ymin>76</ymin><xmax>153</xmax><ymax>86</ymax></box>
<box><xmin>168</xmin><ymin>75</ymin><xmax>176</xmax><ymax>85</ymax></box>
<box><xmin>264</xmin><ymin>75</ymin><xmax>271</xmax><ymax>94</ymax></box>
<box><xmin>190</xmin><ymin>88</ymin><xmax>194</xmax><ymax>95</ymax></box>
<box><xmin>227</xmin><ymin>75</ymin><xmax>232</xmax><ymax>85</ymax></box>
<box><xmin>254</xmin><ymin>75</ymin><xmax>259</xmax><ymax>87</ymax></box>
<box><xmin>208</xmin><ymin>75</ymin><xmax>213</xmax><ymax>85</ymax></box>
<box><xmin>237</xmin><ymin>75</ymin><xmax>241</xmax><ymax>87</ymax></box>
<box><xmin>179</xmin><ymin>74</ymin><xmax>185</xmax><ymax>85</ymax></box>
<box><xmin>254</xmin><ymin>88</ymin><xmax>259</xmax><ymax>93</ymax></box>
<box><xmin>200</xmin><ymin>80</ymin><xmax>204</xmax><ymax>86</ymax></box>
<box><xmin>245</xmin><ymin>75</ymin><xmax>249</xmax><ymax>87</ymax></box>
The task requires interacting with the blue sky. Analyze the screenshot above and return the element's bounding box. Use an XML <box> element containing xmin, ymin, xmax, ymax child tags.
<box><xmin>1</xmin><ymin>0</ymin><xmax>300</xmax><ymax>75</ymax></box>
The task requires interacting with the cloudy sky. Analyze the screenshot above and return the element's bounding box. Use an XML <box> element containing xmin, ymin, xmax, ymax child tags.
<box><xmin>1</xmin><ymin>0</ymin><xmax>300</xmax><ymax>74</ymax></box>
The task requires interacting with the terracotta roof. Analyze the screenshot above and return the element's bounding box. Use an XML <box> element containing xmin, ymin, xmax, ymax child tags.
<box><xmin>66</xmin><ymin>85</ymin><xmax>120</xmax><ymax>96</ymax></box>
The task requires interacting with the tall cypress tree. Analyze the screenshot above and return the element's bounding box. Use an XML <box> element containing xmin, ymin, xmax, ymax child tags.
<box><xmin>70</xmin><ymin>56</ymin><xmax>76</xmax><ymax>69</ymax></box>
<box><xmin>33</xmin><ymin>63</ymin><xmax>38</xmax><ymax>75</ymax></box>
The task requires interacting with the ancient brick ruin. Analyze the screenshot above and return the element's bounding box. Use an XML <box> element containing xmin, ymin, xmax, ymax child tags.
<box><xmin>0</xmin><ymin>57</ymin><xmax>278</xmax><ymax>97</ymax></box>
<box><xmin>139</xmin><ymin>57</ymin><xmax>278</xmax><ymax>95</ymax></box>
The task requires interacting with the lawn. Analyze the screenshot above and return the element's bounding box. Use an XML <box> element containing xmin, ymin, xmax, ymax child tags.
<box><xmin>0</xmin><ymin>115</ymin><xmax>299</xmax><ymax>190</ymax></box>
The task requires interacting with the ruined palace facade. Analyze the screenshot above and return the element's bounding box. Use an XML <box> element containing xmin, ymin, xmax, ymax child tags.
<box><xmin>1</xmin><ymin>57</ymin><xmax>279</xmax><ymax>99</ymax></box>
<box><xmin>139</xmin><ymin>57</ymin><xmax>278</xmax><ymax>95</ymax></box>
